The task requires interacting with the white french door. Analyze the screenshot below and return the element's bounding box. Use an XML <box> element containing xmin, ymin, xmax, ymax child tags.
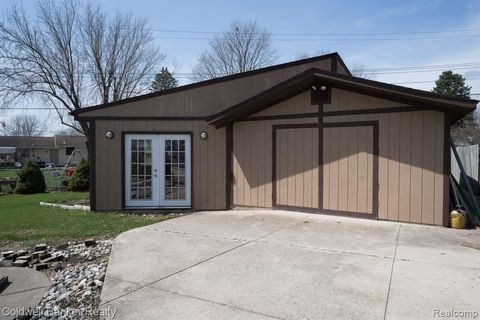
<box><xmin>125</xmin><ymin>134</ymin><xmax>191</xmax><ymax>208</ymax></box>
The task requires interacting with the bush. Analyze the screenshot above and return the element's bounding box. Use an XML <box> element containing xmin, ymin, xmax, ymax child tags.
<box><xmin>68</xmin><ymin>159</ymin><xmax>89</xmax><ymax>191</ymax></box>
<box><xmin>15</xmin><ymin>160</ymin><xmax>47</xmax><ymax>194</ymax></box>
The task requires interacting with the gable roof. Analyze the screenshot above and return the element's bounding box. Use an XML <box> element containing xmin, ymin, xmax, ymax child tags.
<box><xmin>71</xmin><ymin>52</ymin><xmax>348</xmax><ymax>116</ymax></box>
<box><xmin>208</xmin><ymin>68</ymin><xmax>478</xmax><ymax>127</ymax></box>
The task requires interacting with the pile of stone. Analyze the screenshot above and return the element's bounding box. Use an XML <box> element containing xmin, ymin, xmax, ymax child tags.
<box><xmin>1</xmin><ymin>239</ymin><xmax>112</xmax><ymax>320</ymax></box>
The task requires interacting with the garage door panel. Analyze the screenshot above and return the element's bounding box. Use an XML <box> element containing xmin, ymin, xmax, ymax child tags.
<box><xmin>323</xmin><ymin>126</ymin><xmax>374</xmax><ymax>215</ymax></box>
<box><xmin>275</xmin><ymin>127</ymin><xmax>319</xmax><ymax>209</ymax></box>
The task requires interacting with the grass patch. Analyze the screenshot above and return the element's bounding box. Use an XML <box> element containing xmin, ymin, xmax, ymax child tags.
<box><xmin>0</xmin><ymin>168</ymin><xmax>18</xmax><ymax>178</ymax></box>
<box><xmin>0</xmin><ymin>192</ymin><xmax>178</xmax><ymax>246</ymax></box>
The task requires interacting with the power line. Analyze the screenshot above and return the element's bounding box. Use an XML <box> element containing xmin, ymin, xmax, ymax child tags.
<box><xmin>151</xmin><ymin>26</ymin><xmax>480</xmax><ymax>37</ymax></box>
<box><xmin>152</xmin><ymin>34</ymin><xmax>480</xmax><ymax>42</ymax></box>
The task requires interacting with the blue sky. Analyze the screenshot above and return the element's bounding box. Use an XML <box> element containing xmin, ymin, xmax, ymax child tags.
<box><xmin>1</xmin><ymin>0</ymin><xmax>480</xmax><ymax>133</ymax></box>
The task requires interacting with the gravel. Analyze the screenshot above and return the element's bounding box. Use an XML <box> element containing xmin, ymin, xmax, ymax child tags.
<box><xmin>2</xmin><ymin>240</ymin><xmax>112</xmax><ymax>320</ymax></box>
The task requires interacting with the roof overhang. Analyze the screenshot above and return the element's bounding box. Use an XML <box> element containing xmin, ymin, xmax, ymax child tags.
<box><xmin>208</xmin><ymin>68</ymin><xmax>478</xmax><ymax>127</ymax></box>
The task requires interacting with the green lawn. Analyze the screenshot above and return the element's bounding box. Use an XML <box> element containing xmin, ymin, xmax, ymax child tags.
<box><xmin>0</xmin><ymin>192</ymin><xmax>177</xmax><ymax>245</ymax></box>
<box><xmin>0</xmin><ymin>168</ymin><xmax>18</xmax><ymax>178</ymax></box>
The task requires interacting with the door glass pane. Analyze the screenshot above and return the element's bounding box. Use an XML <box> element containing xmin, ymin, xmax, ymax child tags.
<box><xmin>130</xmin><ymin>139</ymin><xmax>153</xmax><ymax>200</ymax></box>
<box><xmin>163</xmin><ymin>139</ymin><xmax>186</xmax><ymax>200</ymax></box>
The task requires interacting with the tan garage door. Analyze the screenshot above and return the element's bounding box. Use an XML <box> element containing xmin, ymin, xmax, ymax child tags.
<box><xmin>273</xmin><ymin>125</ymin><xmax>319</xmax><ymax>210</ymax></box>
<box><xmin>322</xmin><ymin>124</ymin><xmax>377</xmax><ymax>217</ymax></box>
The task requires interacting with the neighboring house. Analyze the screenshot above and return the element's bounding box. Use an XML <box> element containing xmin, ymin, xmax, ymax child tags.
<box><xmin>72</xmin><ymin>52</ymin><xmax>477</xmax><ymax>226</ymax></box>
<box><xmin>0</xmin><ymin>135</ymin><xmax>87</xmax><ymax>166</ymax></box>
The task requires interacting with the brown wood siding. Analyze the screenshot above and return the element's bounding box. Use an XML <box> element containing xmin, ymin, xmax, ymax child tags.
<box><xmin>252</xmin><ymin>91</ymin><xmax>317</xmax><ymax>116</ymax></box>
<box><xmin>324</xmin><ymin>88</ymin><xmax>411</xmax><ymax>112</ymax></box>
<box><xmin>275</xmin><ymin>127</ymin><xmax>319</xmax><ymax>208</ymax></box>
<box><xmin>79</xmin><ymin>59</ymin><xmax>332</xmax><ymax>118</ymax></box>
<box><xmin>232</xmin><ymin>118</ymin><xmax>317</xmax><ymax>208</ymax></box>
<box><xmin>322</xmin><ymin>125</ymin><xmax>374</xmax><ymax>215</ymax></box>
<box><xmin>94</xmin><ymin>120</ymin><xmax>225</xmax><ymax>210</ymax></box>
<box><xmin>324</xmin><ymin>110</ymin><xmax>445</xmax><ymax>225</ymax></box>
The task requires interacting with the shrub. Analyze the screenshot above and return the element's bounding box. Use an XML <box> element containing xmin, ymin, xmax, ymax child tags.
<box><xmin>68</xmin><ymin>159</ymin><xmax>89</xmax><ymax>191</ymax></box>
<box><xmin>15</xmin><ymin>160</ymin><xmax>47</xmax><ymax>194</ymax></box>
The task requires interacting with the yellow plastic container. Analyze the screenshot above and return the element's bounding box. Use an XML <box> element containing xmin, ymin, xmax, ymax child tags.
<box><xmin>451</xmin><ymin>211</ymin><xmax>466</xmax><ymax>229</ymax></box>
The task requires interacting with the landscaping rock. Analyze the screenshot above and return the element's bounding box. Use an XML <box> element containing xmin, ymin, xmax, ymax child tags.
<box><xmin>17</xmin><ymin>254</ymin><xmax>32</xmax><ymax>262</ymax></box>
<box><xmin>35</xmin><ymin>243</ymin><xmax>48</xmax><ymax>251</ymax></box>
<box><xmin>12</xmin><ymin>259</ymin><xmax>29</xmax><ymax>267</ymax></box>
<box><xmin>41</xmin><ymin>254</ymin><xmax>65</xmax><ymax>264</ymax></box>
<box><xmin>35</xmin><ymin>263</ymin><xmax>49</xmax><ymax>271</ymax></box>
<box><xmin>15</xmin><ymin>249</ymin><xmax>28</xmax><ymax>256</ymax></box>
<box><xmin>84</xmin><ymin>238</ymin><xmax>96</xmax><ymax>247</ymax></box>
<box><xmin>2</xmin><ymin>239</ymin><xmax>112</xmax><ymax>319</ymax></box>
<box><xmin>2</xmin><ymin>250</ymin><xmax>16</xmax><ymax>260</ymax></box>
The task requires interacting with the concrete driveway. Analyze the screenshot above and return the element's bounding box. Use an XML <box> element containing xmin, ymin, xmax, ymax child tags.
<box><xmin>100</xmin><ymin>210</ymin><xmax>480</xmax><ymax>320</ymax></box>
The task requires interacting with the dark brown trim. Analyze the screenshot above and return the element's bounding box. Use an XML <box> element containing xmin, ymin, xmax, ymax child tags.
<box><xmin>209</xmin><ymin>68</ymin><xmax>476</xmax><ymax>127</ymax></box>
<box><xmin>72</xmin><ymin>53</ymin><xmax>343</xmax><ymax>116</ymax></box>
<box><xmin>443</xmin><ymin>114</ymin><xmax>451</xmax><ymax>227</ymax></box>
<box><xmin>272</xmin><ymin>123</ymin><xmax>319</xmax><ymax>130</ymax></box>
<box><xmin>318</xmin><ymin>104</ymin><xmax>324</xmax><ymax>213</ymax></box>
<box><xmin>75</xmin><ymin>116</ymin><xmax>208</xmax><ymax>121</ymax></box>
<box><xmin>237</xmin><ymin>106</ymin><xmax>432</xmax><ymax>123</ymax></box>
<box><xmin>121</xmin><ymin>131</ymin><xmax>194</xmax><ymax>210</ymax></box>
<box><xmin>242</xmin><ymin>113</ymin><xmax>319</xmax><ymax>122</ymax></box>
<box><xmin>89</xmin><ymin>121</ymin><xmax>96</xmax><ymax>211</ymax></box>
<box><xmin>323</xmin><ymin>105</ymin><xmax>432</xmax><ymax>117</ymax></box>
<box><xmin>226</xmin><ymin>123</ymin><xmax>233</xmax><ymax>209</ymax></box>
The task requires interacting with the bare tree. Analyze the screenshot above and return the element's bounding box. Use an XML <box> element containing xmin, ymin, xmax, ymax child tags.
<box><xmin>350</xmin><ymin>64</ymin><xmax>376</xmax><ymax>80</ymax></box>
<box><xmin>0</xmin><ymin>0</ymin><xmax>164</xmax><ymax>148</ymax></box>
<box><xmin>3</xmin><ymin>115</ymin><xmax>47</xmax><ymax>136</ymax></box>
<box><xmin>192</xmin><ymin>21</ymin><xmax>279</xmax><ymax>80</ymax></box>
<box><xmin>82</xmin><ymin>4</ymin><xmax>164</xmax><ymax>103</ymax></box>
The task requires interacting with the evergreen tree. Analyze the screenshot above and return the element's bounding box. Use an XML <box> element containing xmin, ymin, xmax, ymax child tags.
<box><xmin>151</xmin><ymin>67</ymin><xmax>178</xmax><ymax>91</ymax></box>
<box><xmin>432</xmin><ymin>71</ymin><xmax>476</xmax><ymax>129</ymax></box>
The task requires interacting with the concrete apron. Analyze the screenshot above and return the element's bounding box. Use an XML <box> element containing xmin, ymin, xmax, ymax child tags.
<box><xmin>0</xmin><ymin>267</ymin><xmax>50</xmax><ymax>320</ymax></box>
<box><xmin>99</xmin><ymin>210</ymin><xmax>480</xmax><ymax>320</ymax></box>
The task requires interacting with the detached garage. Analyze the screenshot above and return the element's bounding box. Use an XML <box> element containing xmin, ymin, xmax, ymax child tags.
<box><xmin>72</xmin><ymin>53</ymin><xmax>477</xmax><ymax>226</ymax></box>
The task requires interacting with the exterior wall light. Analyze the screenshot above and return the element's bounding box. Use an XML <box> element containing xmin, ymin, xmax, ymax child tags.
<box><xmin>105</xmin><ymin>131</ymin><xmax>114</xmax><ymax>139</ymax></box>
<box><xmin>200</xmin><ymin>131</ymin><xmax>208</xmax><ymax>140</ymax></box>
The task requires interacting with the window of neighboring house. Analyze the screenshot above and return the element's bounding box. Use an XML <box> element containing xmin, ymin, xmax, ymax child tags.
<box><xmin>66</xmin><ymin>147</ymin><xmax>75</xmax><ymax>155</ymax></box>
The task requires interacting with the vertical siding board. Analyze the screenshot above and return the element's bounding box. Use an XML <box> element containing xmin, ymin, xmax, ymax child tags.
<box><xmin>387</xmin><ymin>113</ymin><xmax>400</xmax><ymax>221</ymax></box>
<box><xmin>278</xmin><ymin>130</ymin><xmax>288</xmax><ymax>205</ymax></box>
<box><xmin>366</xmin><ymin>126</ymin><xmax>373</xmax><ymax>214</ymax></box>
<box><xmin>421</xmin><ymin>111</ymin><xmax>436</xmax><ymax>224</ymax></box>
<box><xmin>322</xmin><ymin>128</ymin><xmax>330</xmax><ymax>210</ymax></box>
<box><xmin>398</xmin><ymin>113</ymin><xmax>412</xmax><ymax>222</ymax></box>
<box><xmin>265</xmin><ymin>121</ymin><xmax>273</xmax><ymax>207</ymax></box>
<box><xmin>304</xmin><ymin>127</ymin><xmax>314</xmax><ymax>208</ymax></box>
<box><xmin>312</xmin><ymin>128</ymin><xmax>319</xmax><ymax>209</ymax></box>
<box><xmin>378</xmin><ymin>113</ymin><xmax>389</xmax><ymax>220</ymax></box>
<box><xmin>337</xmin><ymin>127</ymin><xmax>348</xmax><ymax>211</ymax></box>
<box><xmin>250</xmin><ymin>122</ymin><xmax>259</xmax><ymax>207</ymax></box>
<box><xmin>287</xmin><ymin>130</ymin><xmax>296</xmax><ymax>206</ymax></box>
<box><xmin>329</xmin><ymin>127</ymin><xmax>339</xmax><ymax>210</ymax></box>
<box><xmin>434</xmin><ymin>112</ymin><xmax>445</xmax><ymax>225</ymax></box>
<box><xmin>357</xmin><ymin>126</ymin><xmax>368</xmax><ymax>213</ymax></box>
<box><xmin>410</xmin><ymin>112</ymin><xmax>424</xmax><ymax>223</ymax></box>
<box><xmin>347</xmin><ymin>126</ymin><xmax>359</xmax><ymax>212</ymax></box>
<box><xmin>295</xmin><ymin>129</ymin><xmax>304</xmax><ymax>207</ymax></box>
